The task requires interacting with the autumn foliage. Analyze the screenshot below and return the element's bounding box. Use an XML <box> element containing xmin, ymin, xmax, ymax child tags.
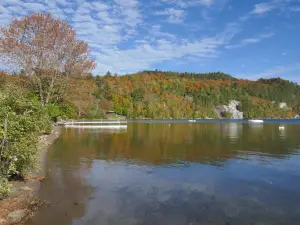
<box><xmin>89</xmin><ymin>71</ymin><xmax>299</xmax><ymax>119</ymax></box>
<box><xmin>0</xmin><ymin>13</ymin><xmax>96</xmax><ymax>104</ymax></box>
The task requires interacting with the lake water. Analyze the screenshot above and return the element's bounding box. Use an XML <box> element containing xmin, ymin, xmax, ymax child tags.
<box><xmin>27</xmin><ymin>121</ymin><xmax>300</xmax><ymax>225</ymax></box>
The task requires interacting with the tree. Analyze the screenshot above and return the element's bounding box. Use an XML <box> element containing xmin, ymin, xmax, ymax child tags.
<box><xmin>105</xmin><ymin>71</ymin><xmax>112</xmax><ymax>77</ymax></box>
<box><xmin>131</xmin><ymin>87</ymin><xmax>145</xmax><ymax>103</ymax></box>
<box><xmin>64</xmin><ymin>78</ymin><xmax>96</xmax><ymax>117</ymax></box>
<box><xmin>0</xmin><ymin>13</ymin><xmax>96</xmax><ymax>104</ymax></box>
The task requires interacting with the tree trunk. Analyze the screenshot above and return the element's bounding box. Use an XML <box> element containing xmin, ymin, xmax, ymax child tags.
<box><xmin>34</xmin><ymin>75</ymin><xmax>45</xmax><ymax>104</ymax></box>
<box><xmin>45</xmin><ymin>75</ymin><xmax>56</xmax><ymax>104</ymax></box>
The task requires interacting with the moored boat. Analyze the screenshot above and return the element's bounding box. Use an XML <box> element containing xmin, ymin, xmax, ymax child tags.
<box><xmin>248</xmin><ymin>119</ymin><xmax>264</xmax><ymax>123</ymax></box>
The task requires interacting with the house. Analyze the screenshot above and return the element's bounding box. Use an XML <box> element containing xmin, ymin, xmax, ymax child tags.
<box><xmin>106</xmin><ymin>111</ymin><xmax>116</xmax><ymax>115</ymax></box>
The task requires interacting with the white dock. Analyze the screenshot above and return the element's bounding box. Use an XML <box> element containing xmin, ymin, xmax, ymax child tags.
<box><xmin>60</xmin><ymin>120</ymin><xmax>128</xmax><ymax>129</ymax></box>
<box><xmin>63</xmin><ymin>120</ymin><xmax>127</xmax><ymax>125</ymax></box>
<box><xmin>64</xmin><ymin>124</ymin><xmax>127</xmax><ymax>129</ymax></box>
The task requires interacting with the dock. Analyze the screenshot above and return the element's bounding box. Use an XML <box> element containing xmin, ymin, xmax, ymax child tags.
<box><xmin>57</xmin><ymin>120</ymin><xmax>128</xmax><ymax>129</ymax></box>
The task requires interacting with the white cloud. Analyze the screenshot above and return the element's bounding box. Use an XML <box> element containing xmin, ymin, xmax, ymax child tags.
<box><xmin>226</xmin><ymin>33</ymin><xmax>274</xmax><ymax>49</ymax></box>
<box><xmin>251</xmin><ymin>2</ymin><xmax>276</xmax><ymax>14</ymax></box>
<box><xmin>150</xmin><ymin>25</ymin><xmax>176</xmax><ymax>40</ymax></box>
<box><xmin>63</xmin><ymin>8</ymin><xmax>74</xmax><ymax>14</ymax></box>
<box><xmin>159</xmin><ymin>0</ymin><xmax>215</xmax><ymax>8</ymax></box>
<box><xmin>114</xmin><ymin>0</ymin><xmax>142</xmax><ymax>27</ymax></box>
<box><xmin>1</xmin><ymin>0</ymin><xmax>23</xmax><ymax>6</ymax></box>
<box><xmin>0</xmin><ymin>5</ymin><xmax>8</xmax><ymax>13</ymax></box>
<box><xmin>96</xmin><ymin>11</ymin><xmax>115</xmax><ymax>24</ymax></box>
<box><xmin>5</xmin><ymin>5</ymin><xmax>23</xmax><ymax>13</ymax></box>
<box><xmin>90</xmin><ymin>2</ymin><xmax>108</xmax><ymax>11</ymax></box>
<box><xmin>250</xmin><ymin>0</ymin><xmax>295</xmax><ymax>15</ymax></box>
<box><xmin>155</xmin><ymin>8</ymin><xmax>185</xmax><ymax>24</ymax></box>
<box><xmin>23</xmin><ymin>2</ymin><xmax>46</xmax><ymax>11</ymax></box>
<box><xmin>67</xmin><ymin>0</ymin><xmax>143</xmax><ymax>49</ymax></box>
<box><xmin>92</xmin><ymin>23</ymin><xmax>239</xmax><ymax>74</ymax></box>
<box><xmin>0</xmin><ymin>13</ymin><xmax>13</xmax><ymax>24</ymax></box>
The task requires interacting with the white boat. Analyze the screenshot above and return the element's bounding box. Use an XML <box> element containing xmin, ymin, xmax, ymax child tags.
<box><xmin>188</xmin><ymin>120</ymin><xmax>196</xmax><ymax>123</ymax></box>
<box><xmin>248</xmin><ymin>119</ymin><xmax>264</xmax><ymax>123</ymax></box>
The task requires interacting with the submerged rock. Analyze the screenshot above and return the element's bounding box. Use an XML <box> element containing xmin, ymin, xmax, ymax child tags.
<box><xmin>20</xmin><ymin>186</ymin><xmax>33</xmax><ymax>191</ymax></box>
<box><xmin>8</xmin><ymin>210</ymin><xmax>27</xmax><ymax>223</ymax></box>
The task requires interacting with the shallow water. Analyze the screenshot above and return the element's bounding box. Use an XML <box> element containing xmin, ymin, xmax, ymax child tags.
<box><xmin>28</xmin><ymin>122</ymin><xmax>300</xmax><ymax>225</ymax></box>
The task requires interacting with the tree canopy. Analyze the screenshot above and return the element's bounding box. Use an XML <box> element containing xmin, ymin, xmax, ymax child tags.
<box><xmin>0</xmin><ymin>13</ymin><xmax>96</xmax><ymax>104</ymax></box>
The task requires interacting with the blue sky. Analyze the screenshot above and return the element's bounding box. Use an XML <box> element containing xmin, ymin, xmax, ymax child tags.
<box><xmin>0</xmin><ymin>0</ymin><xmax>300</xmax><ymax>82</ymax></box>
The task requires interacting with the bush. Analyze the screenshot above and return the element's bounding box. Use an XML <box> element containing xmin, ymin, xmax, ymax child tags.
<box><xmin>46</xmin><ymin>103</ymin><xmax>62</xmax><ymax>122</ymax></box>
<box><xmin>0</xmin><ymin>85</ymin><xmax>52</xmax><ymax>180</ymax></box>
<box><xmin>46</xmin><ymin>103</ymin><xmax>77</xmax><ymax>122</ymax></box>
<box><xmin>222</xmin><ymin>111</ymin><xmax>232</xmax><ymax>119</ymax></box>
<box><xmin>0</xmin><ymin>176</ymin><xmax>12</xmax><ymax>199</ymax></box>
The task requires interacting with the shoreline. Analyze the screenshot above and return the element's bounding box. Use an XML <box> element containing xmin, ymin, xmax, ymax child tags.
<box><xmin>0</xmin><ymin>126</ymin><xmax>61</xmax><ymax>225</ymax></box>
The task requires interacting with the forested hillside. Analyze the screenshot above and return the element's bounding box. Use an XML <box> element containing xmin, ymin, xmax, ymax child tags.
<box><xmin>90</xmin><ymin>71</ymin><xmax>299</xmax><ymax>119</ymax></box>
<box><xmin>1</xmin><ymin>70</ymin><xmax>299</xmax><ymax>121</ymax></box>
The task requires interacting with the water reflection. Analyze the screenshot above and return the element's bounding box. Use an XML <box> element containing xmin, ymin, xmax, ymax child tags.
<box><xmin>28</xmin><ymin>123</ymin><xmax>300</xmax><ymax>225</ymax></box>
<box><xmin>219</xmin><ymin>123</ymin><xmax>243</xmax><ymax>141</ymax></box>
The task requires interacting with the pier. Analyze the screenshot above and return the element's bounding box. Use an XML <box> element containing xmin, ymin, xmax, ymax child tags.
<box><xmin>57</xmin><ymin>120</ymin><xmax>128</xmax><ymax>129</ymax></box>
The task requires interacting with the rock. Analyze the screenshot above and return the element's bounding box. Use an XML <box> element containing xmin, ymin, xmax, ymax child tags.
<box><xmin>295</xmin><ymin>115</ymin><xmax>300</xmax><ymax>118</ymax></box>
<box><xmin>215</xmin><ymin>100</ymin><xmax>243</xmax><ymax>119</ymax></box>
<box><xmin>279</xmin><ymin>102</ymin><xmax>287</xmax><ymax>109</ymax></box>
<box><xmin>8</xmin><ymin>210</ymin><xmax>27</xmax><ymax>223</ymax></box>
<box><xmin>20</xmin><ymin>186</ymin><xmax>33</xmax><ymax>191</ymax></box>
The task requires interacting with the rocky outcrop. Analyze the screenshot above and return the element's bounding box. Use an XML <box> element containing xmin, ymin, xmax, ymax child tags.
<box><xmin>279</xmin><ymin>102</ymin><xmax>287</xmax><ymax>109</ymax></box>
<box><xmin>215</xmin><ymin>100</ymin><xmax>243</xmax><ymax>119</ymax></box>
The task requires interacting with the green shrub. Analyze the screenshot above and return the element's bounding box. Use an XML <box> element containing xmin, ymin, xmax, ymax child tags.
<box><xmin>46</xmin><ymin>103</ymin><xmax>77</xmax><ymax>122</ymax></box>
<box><xmin>46</xmin><ymin>103</ymin><xmax>62</xmax><ymax>122</ymax></box>
<box><xmin>0</xmin><ymin>85</ymin><xmax>52</xmax><ymax>179</ymax></box>
<box><xmin>222</xmin><ymin>111</ymin><xmax>232</xmax><ymax>119</ymax></box>
<box><xmin>0</xmin><ymin>176</ymin><xmax>12</xmax><ymax>199</ymax></box>
<box><xmin>61</xmin><ymin>104</ymin><xmax>77</xmax><ymax>119</ymax></box>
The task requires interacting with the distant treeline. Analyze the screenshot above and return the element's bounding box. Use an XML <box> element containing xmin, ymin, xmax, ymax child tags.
<box><xmin>139</xmin><ymin>71</ymin><xmax>237</xmax><ymax>80</ymax></box>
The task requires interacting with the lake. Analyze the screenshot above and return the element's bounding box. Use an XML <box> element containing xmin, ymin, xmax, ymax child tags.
<box><xmin>27</xmin><ymin>121</ymin><xmax>300</xmax><ymax>225</ymax></box>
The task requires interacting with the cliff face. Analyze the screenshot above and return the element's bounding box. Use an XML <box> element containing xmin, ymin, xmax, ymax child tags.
<box><xmin>215</xmin><ymin>100</ymin><xmax>243</xmax><ymax>119</ymax></box>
